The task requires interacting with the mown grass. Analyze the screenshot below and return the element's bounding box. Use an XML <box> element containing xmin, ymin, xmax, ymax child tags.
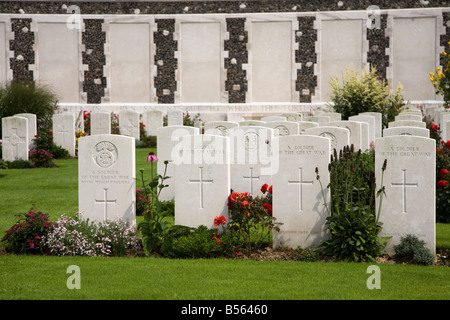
<box><xmin>0</xmin><ymin>147</ymin><xmax>449</xmax><ymax>301</ymax></box>
<box><xmin>1</xmin><ymin>255</ymin><xmax>449</xmax><ymax>300</ymax></box>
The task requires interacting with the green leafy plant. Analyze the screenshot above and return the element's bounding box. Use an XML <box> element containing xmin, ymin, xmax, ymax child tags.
<box><xmin>1</xmin><ymin>206</ymin><xmax>53</xmax><ymax>254</ymax></box>
<box><xmin>291</xmin><ymin>247</ymin><xmax>320</xmax><ymax>262</ymax></box>
<box><xmin>162</xmin><ymin>225</ymin><xmax>229</xmax><ymax>259</ymax></box>
<box><xmin>0</xmin><ymin>81</ymin><xmax>57</xmax><ymax>137</ymax></box>
<box><xmin>393</xmin><ymin>234</ymin><xmax>435</xmax><ymax>266</ymax></box>
<box><xmin>328</xmin><ymin>67</ymin><xmax>405</xmax><ymax>128</ymax></box>
<box><xmin>429</xmin><ymin>42</ymin><xmax>450</xmax><ymax>106</ymax></box>
<box><xmin>137</xmin><ymin>153</ymin><xmax>187</xmax><ymax>255</ymax></box>
<box><xmin>227</xmin><ymin>184</ymin><xmax>280</xmax><ymax>254</ymax></box>
<box><xmin>317</xmin><ymin>146</ymin><xmax>390</xmax><ymax>262</ymax></box>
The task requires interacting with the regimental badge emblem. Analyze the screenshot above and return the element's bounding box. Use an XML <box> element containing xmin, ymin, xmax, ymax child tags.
<box><xmin>93</xmin><ymin>141</ymin><xmax>118</xmax><ymax>168</ymax></box>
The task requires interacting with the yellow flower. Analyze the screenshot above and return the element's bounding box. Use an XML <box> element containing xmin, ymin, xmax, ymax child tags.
<box><xmin>430</xmin><ymin>72</ymin><xmax>435</xmax><ymax>76</ymax></box>
<box><xmin>443</xmin><ymin>51</ymin><xmax>448</xmax><ymax>56</ymax></box>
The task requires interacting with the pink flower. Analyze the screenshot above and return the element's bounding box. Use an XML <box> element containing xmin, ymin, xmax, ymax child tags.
<box><xmin>147</xmin><ymin>152</ymin><xmax>158</xmax><ymax>162</ymax></box>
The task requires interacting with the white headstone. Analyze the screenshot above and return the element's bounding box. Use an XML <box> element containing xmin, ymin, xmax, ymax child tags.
<box><xmin>229</xmin><ymin>126</ymin><xmax>275</xmax><ymax>196</ymax></box>
<box><xmin>204</xmin><ymin>121</ymin><xmax>239</xmax><ymax>136</ymax></box>
<box><xmin>349</xmin><ymin>115</ymin><xmax>376</xmax><ymax>146</ymax></box>
<box><xmin>309</xmin><ymin>115</ymin><xmax>330</xmax><ymax>126</ymax></box>
<box><xmin>119</xmin><ymin>110</ymin><xmax>140</xmax><ymax>139</ymax></box>
<box><xmin>1</xmin><ymin>116</ymin><xmax>29</xmax><ymax>161</ymax></box>
<box><xmin>78</xmin><ymin>134</ymin><xmax>136</xmax><ymax>224</ymax></box>
<box><xmin>323</xmin><ymin>112</ymin><xmax>342</xmax><ymax>121</ymax></box>
<box><xmin>446</xmin><ymin>121</ymin><xmax>450</xmax><ymax>143</ymax></box>
<box><xmin>261</xmin><ymin>121</ymin><xmax>300</xmax><ymax>136</ymax></box>
<box><xmin>227</xmin><ymin>112</ymin><xmax>245</xmax><ymax>122</ymax></box>
<box><xmin>15</xmin><ymin>113</ymin><xmax>37</xmax><ymax>149</ymax></box>
<box><xmin>329</xmin><ymin>120</ymin><xmax>367</xmax><ymax>151</ymax></box>
<box><xmin>437</xmin><ymin>110</ymin><xmax>450</xmax><ymax>129</ymax></box>
<box><xmin>360</xmin><ymin>112</ymin><xmax>382</xmax><ymax>139</ymax></box>
<box><xmin>395</xmin><ymin>113</ymin><xmax>423</xmax><ymax>122</ymax></box>
<box><xmin>375</xmin><ymin>135</ymin><xmax>435</xmax><ymax>256</ymax></box>
<box><xmin>388</xmin><ymin>120</ymin><xmax>426</xmax><ymax>128</ymax></box>
<box><xmin>284</xmin><ymin>113</ymin><xmax>303</xmax><ymax>121</ymax></box>
<box><xmin>272</xmin><ymin>135</ymin><xmax>330</xmax><ymax>249</ymax></box>
<box><xmin>304</xmin><ymin>126</ymin><xmax>350</xmax><ymax>154</ymax></box>
<box><xmin>156</xmin><ymin>125</ymin><xmax>200</xmax><ymax>201</ymax></box>
<box><xmin>383</xmin><ymin>126</ymin><xmax>430</xmax><ymax>138</ymax></box>
<box><xmin>52</xmin><ymin>113</ymin><xmax>76</xmax><ymax>157</ymax></box>
<box><xmin>90</xmin><ymin>111</ymin><xmax>111</xmax><ymax>135</ymax></box>
<box><xmin>174</xmin><ymin>134</ymin><xmax>230</xmax><ymax>228</ymax></box>
<box><xmin>167</xmin><ymin>110</ymin><xmax>183</xmax><ymax>126</ymax></box>
<box><xmin>143</xmin><ymin>110</ymin><xmax>163</xmax><ymax>136</ymax></box>
<box><xmin>298</xmin><ymin>121</ymin><xmax>319</xmax><ymax>134</ymax></box>
<box><xmin>239</xmin><ymin>120</ymin><xmax>266</xmax><ymax>127</ymax></box>
<box><xmin>261</xmin><ymin>116</ymin><xmax>287</xmax><ymax>122</ymax></box>
<box><xmin>440</xmin><ymin>113</ymin><xmax>450</xmax><ymax>142</ymax></box>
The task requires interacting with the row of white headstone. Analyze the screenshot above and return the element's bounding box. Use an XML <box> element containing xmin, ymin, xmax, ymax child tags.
<box><xmin>4</xmin><ymin>105</ymin><xmax>450</xmax><ymax>162</ymax></box>
<box><xmin>0</xmin><ymin>107</ymin><xmax>439</xmax><ymax>256</ymax></box>
<box><xmin>77</xmin><ymin>107</ymin><xmax>435</xmax><ymax>256</ymax></box>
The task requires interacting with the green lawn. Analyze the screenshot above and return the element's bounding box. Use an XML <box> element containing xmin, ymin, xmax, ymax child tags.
<box><xmin>1</xmin><ymin>255</ymin><xmax>449</xmax><ymax>300</ymax></box>
<box><xmin>0</xmin><ymin>147</ymin><xmax>449</xmax><ymax>301</ymax></box>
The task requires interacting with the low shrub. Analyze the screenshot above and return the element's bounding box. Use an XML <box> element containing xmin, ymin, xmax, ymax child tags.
<box><xmin>393</xmin><ymin>234</ymin><xmax>435</xmax><ymax>266</ymax></box>
<box><xmin>227</xmin><ymin>184</ymin><xmax>280</xmax><ymax>254</ymax></box>
<box><xmin>0</xmin><ymin>81</ymin><xmax>58</xmax><ymax>137</ymax></box>
<box><xmin>44</xmin><ymin>214</ymin><xmax>141</xmax><ymax>257</ymax></box>
<box><xmin>163</xmin><ymin>225</ymin><xmax>229</xmax><ymax>259</ymax></box>
<box><xmin>291</xmin><ymin>247</ymin><xmax>320</xmax><ymax>262</ymax></box>
<box><xmin>317</xmin><ymin>146</ymin><xmax>390</xmax><ymax>262</ymax></box>
<box><xmin>6</xmin><ymin>159</ymin><xmax>33</xmax><ymax>169</ymax></box>
<box><xmin>29</xmin><ymin>148</ymin><xmax>57</xmax><ymax>168</ymax></box>
<box><xmin>328</xmin><ymin>67</ymin><xmax>405</xmax><ymax>127</ymax></box>
<box><xmin>1</xmin><ymin>206</ymin><xmax>53</xmax><ymax>254</ymax></box>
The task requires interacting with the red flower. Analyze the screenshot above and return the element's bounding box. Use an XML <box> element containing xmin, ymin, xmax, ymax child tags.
<box><xmin>446</xmin><ymin>140</ymin><xmax>450</xmax><ymax>148</ymax></box>
<box><xmin>437</xmin><ymin>180</ymin><xmax>448</xmax><ymax>189</ymax></box>
<box><xmin>261</xmin><ymin>184</ymin><xmax>269</xmax><ymax>194</ymax></box>
<box><xmin>263</xmin><ymin>203</ymin><xmax>272</xmax><ymax>215</ymax></box>
<box><xmin>241</xmin><ymin>200</ymin><xmax>249</xmax><ymax>208</ymax></box>
<box><xmin>228</xmin><ymin>192</ymin><xmax>252</xmax><ymax>209</ymax></box>
<box><xmin>214</xmin><ymin>215</ymin><xmax>226</xmax><ymax>226</ymax></box>
<box><xmin>431</xmin><ymin>124</ymin><xmax>438</xmax><ymax>132</ymax></box>
<box><xmin>268</xmin><ymin>185</ymin><xmax>272</xmax><ymax>194</ymax></box>
<box><xmin>441</xmin><ymin>169</ymin><xmax>449</xmax><ymax>177</ymax></box>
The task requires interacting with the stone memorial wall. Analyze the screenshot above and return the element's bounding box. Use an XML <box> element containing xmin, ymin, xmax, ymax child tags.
<box><xmin>0</xmin><ymin>1</ymin><xmax>448</xmax><ymax>118</ymax></box>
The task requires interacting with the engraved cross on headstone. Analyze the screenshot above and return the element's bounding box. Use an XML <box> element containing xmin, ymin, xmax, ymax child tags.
<box><xmin>4</xmin><ymin>127</ymin><xmax>26</xmax><ymax>158</ymax></box>
<box><xmin>289</xmin><ymin>167</ymin><xmax>313</xmax><ymax>211</ymax></box>
<box><xmin>391</xmin><ymin>169</ymin><xmax>418</xmax><ymax>213</ymax></box>
<box><xmin>189</xmin><ymin>167</ymin><xmax>213</xmax><ymax>209</ymax></box>
<box><xmin>243</xmin><ymin>167</ymin><xmax>260</xmax><ymax>195</ymax></box>
<box><xmin>123</xmin><ymin>118</ymin><xmax>137</xmax><ymax>136</ymax></box>
<box><xmin>95</xmin><ymin>188</ymin><xmax>117</xmax><ymax>220</ymax></box>
<box><xmin>57</xmin><ymin>124</ymin><xmax>70</xmax><ymax>143</ymax></box>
